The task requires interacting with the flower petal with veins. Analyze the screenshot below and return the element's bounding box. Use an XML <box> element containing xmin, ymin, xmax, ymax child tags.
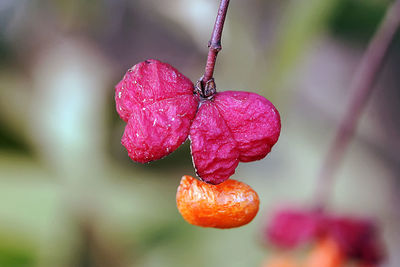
<box><xmin>116</xmin><ymin>59</ymin><xmax>198</xmax><ymax>162</ymax></box>
<box><xmin>190</xmin><ymin>91</ymin><xmax>281</xmax><ymax>184</ymax></box>
<box><xmin>190</xmin><ymin>101</ymin><xmax>239</xmax><ymax>184</ymax></box>
<box><xmin>215</xmin><ymin>91</ymin><xmax>281</xmax><ymax>162</ymax></box>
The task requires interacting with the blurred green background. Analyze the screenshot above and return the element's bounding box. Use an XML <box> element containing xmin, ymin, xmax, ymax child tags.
<box><xmin>0</xmin><ymin>0</ymin><xmax>399</xmax><ymax>266</ymax></box>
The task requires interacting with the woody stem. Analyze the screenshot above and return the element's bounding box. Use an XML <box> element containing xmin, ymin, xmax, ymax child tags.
<box><xmin>199</xmin><ymin>0</ymin><xmax>230</xmax><ymax>96</ymax></box>
<box><xmin>314</xmin><ymin>0</ymin><xmax>400</xmax><ymax>210</ymax></box>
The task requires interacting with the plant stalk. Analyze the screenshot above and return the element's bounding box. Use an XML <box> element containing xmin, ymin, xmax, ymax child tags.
<box><xmin>197</xmin><ymin>0</ymin><xmax>230</xmax><ymax>98</ymax></box>
<box><xmin>314</xmin><ymin>0</ymin><xmax>400</xmax><ymax>210</ymax></box>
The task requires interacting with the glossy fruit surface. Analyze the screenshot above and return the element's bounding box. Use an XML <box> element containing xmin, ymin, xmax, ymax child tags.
<box><xmin>176</xmin><ymin>175</ymin><xmax>259</xmax><ymax>228</ymax></box>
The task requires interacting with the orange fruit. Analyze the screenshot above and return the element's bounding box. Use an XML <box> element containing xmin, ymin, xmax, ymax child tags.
<box><xmin>305</xmin><ymin>238</ymin><xmax>345</xmax><ymax>267</ymax></box>
<box><xmin>262</xmin><ymin>255</ymin><xmax>299</xmax><ymax>267</ymax></box>
<box><xmin>176</xmin><ymin>175</ymin><xmax>259</xmax><ymax>228</ymax></box>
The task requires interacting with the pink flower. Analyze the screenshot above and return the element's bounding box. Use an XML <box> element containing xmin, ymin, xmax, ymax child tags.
<box><xmin>265</xmin><ymin>208</ymin><xmax>385</xmax><ymax>264</ymax></box>
<box><xmin>115</xmin><ymin>59</ymin><xmax>281</xmax><ymax>184</ymax></box>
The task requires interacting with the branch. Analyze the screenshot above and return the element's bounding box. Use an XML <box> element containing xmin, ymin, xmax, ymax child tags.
<box><xmin>314</xmin><ymin>0</ymin><xmax>400</xmax><ymax>210</ymax></box>
<box><xmin>196</xmin><ymin>0</ymin><xmax>230</xmax><ymax>98</ymax></box>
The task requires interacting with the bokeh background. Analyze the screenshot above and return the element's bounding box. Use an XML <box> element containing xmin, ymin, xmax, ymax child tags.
<box><xmin>0</xmin><ymin>0</ymin><xmax>399</xmax><ymax>266</ymax></box>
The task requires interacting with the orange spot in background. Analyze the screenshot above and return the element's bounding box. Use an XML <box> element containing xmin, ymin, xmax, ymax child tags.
<box><xmin>305</xmin><ymin>238</ymin><xmax>345</xmax><ymax>267</ymax></box>
<box><xmin>176</xmin><ymin>175</ymin><xmax>259</xmax><ymax>229</ymax></box>
<box><xmin>263</xmin><ymin>255</ymin><xmax>299</xmax><ymax>267</ymax></box>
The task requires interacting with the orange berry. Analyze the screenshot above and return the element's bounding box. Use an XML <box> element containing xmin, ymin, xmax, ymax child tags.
<box><xmin>176</xmin><ymin>175</ymin><xmax>259</xmax><ymax>228</ymax></box>
<box><xmin>305</xmin><ymin>238</ymin><xmax>345</xmax><ymax>267</ymax></box>
<box><xmin>262</xmin><ymin>255</ymin><xmax>299</xmax><ymax>267</ymax></box>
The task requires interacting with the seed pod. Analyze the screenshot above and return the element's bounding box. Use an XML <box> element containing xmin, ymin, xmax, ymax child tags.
<box><xmin>115</xmin><ymin>59</ymin><xmax>198</xmax><ymax>163</ymax></box>
<box><xmin>326</xmin><ymin>217</ymin><xmax>384</xmax><ymax>264</ymax></box>
<box><xmin>266</xmin><ymin>208</ymin><xmax>324</xmax><ymax>248</ymax></box>
<box><xmin>190</xmin><ymin>91</ymin><xmax>281</xmax><ymax>184</ymax></box>
<box><xmin>115</xmin><ymin>60</ymin><xmax>281</xmax><ymax>181</ymax></box>
<box><xmin>176</xmin><ymin>175</ymin><xmax>259</xmax><ymax>228</ymax></box>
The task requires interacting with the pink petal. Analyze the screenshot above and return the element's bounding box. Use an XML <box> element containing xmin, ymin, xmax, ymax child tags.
<box><xmin>214</xmin><ymin>91</ymin><xmax>281</xmax><ymax>162</ymax></box>
<box><xmin>190</xmin><ymin>101</ymin><xmax>239</xmax><ymax>184</ymax></box>
<box><xmin>116</xmin><ymin>59</ymin><xmax>198</xmax><ymax>163</ymax></box>
<box><xmin>327</xmin><ymin>217</ymin><xmax>384</xmax><ymax>264</ymax></box>
<box><xmin>266</xmin><ymin>208</ymin><xmax>323</xmax><ymax>248</ymax></box>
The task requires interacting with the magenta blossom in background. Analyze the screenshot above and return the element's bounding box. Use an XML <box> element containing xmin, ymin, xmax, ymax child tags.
<box><xmin>265</xmin><ymin>207</ymin><xmax>385</xmax><ymax>264</ymax></box>
<box><xmin>266</xmin><ymin>208</ymin><xmax>324</xmax><ymax>248</ymax></box>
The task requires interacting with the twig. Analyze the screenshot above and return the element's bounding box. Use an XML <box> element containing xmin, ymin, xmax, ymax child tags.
<box><xmin>314</xmin><ymin>0</ymin><xmax>400</xmax><ymax>210</ymax></box>
<box><xmin>196</xmin><ymin>0</ymin><xmax>230</xmax><ymax>98</ymax></box>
